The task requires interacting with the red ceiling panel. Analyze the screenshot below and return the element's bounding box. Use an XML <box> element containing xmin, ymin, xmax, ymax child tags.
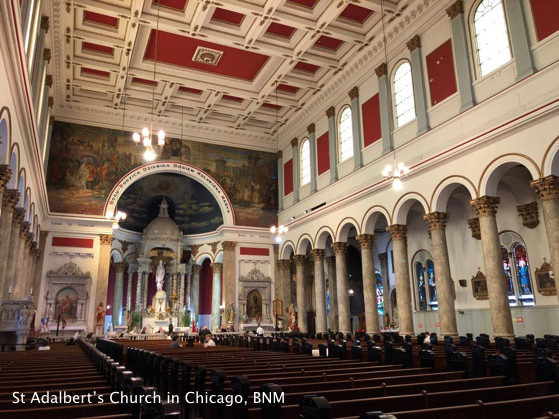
<box><xmin>178</xmin><ymin>86</ymin><xmax>202</xmax><ymax>94</ymax></box>
<box><xmin>82</xmin><ymin>42</ymin><xmax>114</xmax><ymax>56</ymax></box>
<box><xmin>314</xmin><ymin>35</ymin><xmax>344</xmax><ymax>51</ymax></box>
<box><xmin>81</xmin><ymin>67</ymin><xmax>110</xmax><ymax>78</ymax></box>
<box><xmin>153</xmin><ymin>0</ymin><xmax>188</xmax><ymax>11</ymax></box>
<box><xmin>261</xmin><ymin>103</ymin><xmax>282</xmax><ymax>111</ymax></box>
<box><xmin>266</xmin><ymin>22</ymin><xmax>296</xmax><ymax>38</ymax></box>
<box><xmin>288</xmin><ymin>0</ymin><xmax>317</xmax><ymax>8</ymax></box>
<box><xmin>211</xmin><ymin>7</ymin><xmax>245</xmax><ymax>25</ymax></box>
<box><xmin>277</xmin><ymin>83</ymin><xmax>299</xmax><ymax>93</ymax></box>
<box><xmin>84</xmin><ymin>11</ymin><xmax>119</xmax><ymax>28</ymax></box>
<box><xmin>132</xmin><ymin>77</ymin><xmax>158</xmax><ymax>86</ymax></box>
<box><xmin>294</xmin><ymin>62</ymin><xmax>320</xmax><ymax>74</ymax></box>
<box><xmin>222</xmin><ymin>95</ymin><xmax>243</xmax><ymax>102</ymax></box>
<box><xmin>340</xmin><ymin>4</ymin><xmax>373</xmax><ymax>23</ymax></box>
<box><xmin>144</xmin><ymin>30</ymin><xmax>269</xmax><ymax>81</ymax></box>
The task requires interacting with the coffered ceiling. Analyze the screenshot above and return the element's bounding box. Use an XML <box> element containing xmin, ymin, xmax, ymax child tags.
<box><xmin>48</xmin><ymin>0</ymin><xmax>401</xmax><ymax>150</ymax></box>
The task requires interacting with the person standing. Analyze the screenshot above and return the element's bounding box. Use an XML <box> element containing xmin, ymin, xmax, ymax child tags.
<box><xmin>168</xmin><ymin>318</ymin><xmax>174</xmax><ymax>335</ymax></box>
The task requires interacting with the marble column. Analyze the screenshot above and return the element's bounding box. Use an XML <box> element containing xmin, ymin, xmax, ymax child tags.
<box><xmin>210</xmin><ymin>262</ymin><xmax>223</xmax><ymax>331</ymax></box>
<box><xmin>307</xmin><ymin>124</ymin><xmax>318</xmax><ymax>194</ymax></box>
<box><xmin>326</xmin><ymin>107</ymin><xmax>338</xmax><ymax>183</ymax></box>
<box><xmin>136</xmin><ymin>272</ymin><xmax>145</xmax><ymax>311</ymax></box>
<box><xmin>291</xmin><ymin>137</ymin><xmax>299</xmax><ymax>203</ymax></box>
<box><xmin>192</xmin><ymin>264</ymin><xmax>202</xmax><ymax>321</ymax></box>
<box><xmin>0</xmin><ymin>189</ymin><xmax>18</xmax><ymax>298</ymax></box>
<box><xmin>331</xmin><ymin>242</ymin><xmax>350</xmax><ymax>333</ymax></box>
<box><xmin>348</xmin><ymin>87</ymin><xmax>363</xmax><ymax>169</ymax></box>
<box><xmin>356</xmin><ymin>234</ymin><xmax>380</xmax><ymax>333</ymax></box>
<box><xmin>326</xmin><ymin>256</ymin><xmax>338</xmax><ymax>331</ymax></box>
<box><xmin>294</xmin><ymin>255</ymin><xmax>307</xmax><ymax>333</ymax></box>
<box><xmin>386</xmin><ymin>225</ymin><xmax>414</xmax><ymax>335</ymax></box>
<box><xmin>407</xmin><ymin>35</ymin><xmax>430</xmax><ymax>135</ymax></box>
<box><xmin>31</xmin><ymin>231</ymin><xmax>48</xmax><ymax>311</ymax></box>
<box><xmin>277</xmin><ymin>259</ymin><xmax>291</xmax><ymax>329</ymax></box>
<box><xmin>95</xmin><ymin>235</ymin><xmax>113</xmax><ymax>315</ymax></box>
<box><xmin>446</xmin><ymin>0</ymin><xmax>475</xmax><ymax>111</ymax></box>
<box><xmin>470</xmin><ymin>196</ymin><xmax>514</xmax><ymax>338</ymax></box>
<box><xmin>311</xmin><ymin>249</ymin><xmax>327</xmax><ymax>333</ymax></box>
<box><xmin>376</xmin><ymin>63</ymin><xmax>393</xmax><ymax>154</ymax></box>
<box><xmin>28</xmin><ymin>242</ymin><xmax>38</xmax><ymax>297</ymax></box>
<box><xmin>378</xmin><ymin>253</ymin><xmax>390</xmax><ymax>324</ymax></box>
<box><xmin>424</xmin><ymin>212</ymin><xmax>458</xmax><ymax>337</ymax></box>
<box><xmin>127</xmin><ymin>262</ymin><xmax>137</xmax><ymax>311</ymax></box>
<box><xmin>531</xmin><ymin>176</ymin><xmax>559</xmax><ymax>302</ymax></box>
<box><xmin>4</xmin><ymin>208</ymin><xmax>25</xmax><ymax>298</ymax></box>
<box><xmin>112</xmin><ymin>262</ymin><xmax>125</xmax><ymax>326</ymax></box>
<box><xmin>19</xmin><ymin>232</ymin><xmax>34</xmax><ymax>297</ymax></box>
<box><xmin>11</xmin><ymin>221</ymin><xmax>29</xmax><ymax>299</ymax></box>
<box><xmin>222</xmin><ymin>241</ymin><xmax>237</xmax><ymax>323</ymax></box>
<box><xmin>277</xmin><ymin>151</ymin><xmax>284</xmax><ymax>211</ymax></box>
<box><xmin>0</xmin><ymin>165</ymin><xmax>11</xmax><ymax>220</ymax></box>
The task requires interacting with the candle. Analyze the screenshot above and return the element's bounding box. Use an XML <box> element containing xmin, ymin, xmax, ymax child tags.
<box><xmin>8</xmin><ymin>286</ymin><xmax>12</xmax><ymax>294</ymax></box>
<box><xmin>30</xmin><ymin>287</ymin><xmax>33</xmax><ymax>295</ymax></box>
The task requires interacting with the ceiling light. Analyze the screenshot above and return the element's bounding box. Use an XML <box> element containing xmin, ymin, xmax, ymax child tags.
<box><xmin>382</xmin><ymin>161</ymin><xmax>409</xmax><ymax>190</ymax></box>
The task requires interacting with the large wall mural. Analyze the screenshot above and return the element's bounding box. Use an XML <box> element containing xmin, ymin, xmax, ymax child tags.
<box><xmin>46</xmin><ymin>121</ymin><xmax>278</xmax><ymax>228</ymax></box>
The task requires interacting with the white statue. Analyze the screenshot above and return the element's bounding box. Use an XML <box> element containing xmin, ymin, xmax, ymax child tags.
<box><xmin>155</xmin><ymin>260</ymin><xmax>165</xmax><ymax>291</ymax></box>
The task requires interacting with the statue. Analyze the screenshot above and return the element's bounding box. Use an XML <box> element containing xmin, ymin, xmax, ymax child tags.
<box><xmin>226</xmin><ymin>303</ymin><xmax>235</xmax><ymax>324</ymax></box>
<box><xmin>287</xmin><ymin>303</ymin><xmax>296</xmax><ymax>328</ymax></box>
<box><xmin>96</xmin><ymin>302</ymin><xmax>106</xmax><ymax>327</ymax></box>
<box><xmin>155</xmin><ymin>260</ymin><xmax>165</xmax><ymax>292</ymax></box>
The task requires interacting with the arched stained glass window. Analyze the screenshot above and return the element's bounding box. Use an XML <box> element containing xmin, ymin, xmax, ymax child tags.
<box><xmin>393</xmin><ymin>62</ymin><xmax>416</xmax><ymax>127</ymax></box>
<box><xmin>426</xmin><ymin>260</ymin><xmax>438</xmax><ymax>310</ymax></box>
<box><xmin>512</xmin><ymin>243</ymin><xmax>535</xmax><ymax>305</ymax></box>
<box><xmin>300</xmin><ymin>138</ymin><xmax>311</xmax><ymax>186</ymax></box>
<box><xmin>375</xmin><ymin>269</ymin><xmax>384</xmax><ymax>315</ymax></box>
<box><xmin>416</xmin><ymin>261</ymin><xmax>428</xmax><ymax>311</ymax></box>
<box><xmin>473</xmin><ymin>0</ymin><xmax>512</xmax><ymax>77</ymax></box>
<box><xmin>501</xmin><ymin>245</ymin><xmax>517</xmax><ymax>306</ymax></box>
<box><xmin>338</xmin><ymin>106</ymin><xmax>353</xmax><ymax>162</ymax></box>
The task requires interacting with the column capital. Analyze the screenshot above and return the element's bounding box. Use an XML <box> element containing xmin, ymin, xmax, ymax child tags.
<box><xmin>222</xmin><ymin>240</ymin><xmax>237</xmax><ymax>251</ymax></box>
<box><xmin>423</xmin><ymin>211</ymin><xmax>449</xmax><ymax>230</ymax></box>
<box><xmin>19</xmin><ymin>221</ymin><xmax>30</xmax><ymax>239</ymax></box>
<box><xmin>114</xmin><ymin>262</ymin><xmax>126</xmax><ymax>273</ymax></box>
<box><xmin>30</xmin><ymin>242</ymin><xmax>39</xmax><ymax>257</ymax></box>
<box><xmin>211</xmin><ymin>262</ymin><xmax>223</xmax><ymax>272</ymax></box>
<box><xmin>356</xmin><ymin>234</ymin><xmax>375</xmax><ymax>249</ymax></box>
<box><xmin>290</xmin><ymin>137</ymin><xmax>298</xmax><ymax>147</ymax></box>
<box><xmin>470</xmin><ymin>196</ymin><xmax>500</xmax><ymax>216</ymax></box>
<box><xmin>375</xmin><ymin>63</ymin><xmax>388</xmax><ymax>78</ymax></box>
<box><xmin>39</xmin><ymin>230</ymin><xmax>49</xmax><ymax>242</ymax></box>
<box><xmin>192</xmin><ymin>264</ymin><xmax>203</xmax><ymax>275</ymax></box>
<box><xmin>531</xmin><ymin>175</ymin><xmax>559</xmax><ymax>201</ymax></box>
<box><xmin>378</xmin><ymin>252</ymin><xmax>388</xmax><ymax>263</ymax></box>
<box><xmin>277</xmin><ymin>259</ymin><xmax>291</xmax><ymax>271</ymax></box>
<box><xmin>348</xmin><ymin>86</ymin><xmax>359</xmax><ymax>100</ymax></box>
<box><xmin>406</xmin><ymin>35</ymin><xmax>421</xmax><ymax>52</ymax></box>
<box><xmin>45</xmin><ymin>74</ymin><xmax>53</xmax><ymax>88</ymax></box>
<box><xmin>467</xmin><ymin>217</ymin><xmax>481</xmax><ymax>240</ymax></box>
<box><xmin>40</xmin><ymin>15</ymin><xmax>50</xmax><ymax>32</ymax></box>
<box><xmin>325</xmin><ymin>256</ymin><xmax>336</xmax><ymax>267</ymax></box>
<box><xmin>446</xmin><ymin>0</ymin><xmax>464</xmax><ymax>19</ymax></box>
<box><xmin>516</xmin><ymin>202</ymin><xmax>539</xmax><ymax>229</ymax></box>
<box><xmin>386</xmin><ymin>224</ymin><xmax>408</xmax><ymax>240</ymax></box>
<box><xmin>12</xmin><ymin>207</ymin><xmax>26</xmax><ymax>226</ymax></box>
<box><xmin>277</xmin><ymin>150</ymin><xmax>283</xmax><ymax>160</ymax></box>
<box><xmin>25</xmin><ymin>232</ymin><xmax>34</xmax><ymax>247</ymax></box>
<box><xmin>311</xmin><ymin>248</ymin><xmax>326</xmax><ymax>260</ymax></box>
<box><xmin>0</xmin><ymin>165</ymin><xmax>12</xmax><ymax>191</ymax></box>
<box><xmin>3</xmin><ymin>189</ymin><xmax>20</xmax><ymax>210</ymax></box>
<box><xmin>99</xmin><ymin>234</ymin><xmax>113</xmax><ymax>245</ymax></box>
<box><xmin>331</xmin><ymin>242</ymin><xmax>348</xmax><ymax>255</ymax></box>
<box><xmin>326</xmin><ymin>106</ymin><xmax>336</xmax><ymax>118</ymax></box>
<box><xmin>43</xmin><ymin>48</ymin><xmax>52</xmax><ymax>63</ymax></box>
<box><xmin>294</xmin><ymin>254</ymin><xmax>307</xmax><ymax>266</ymax></box>
<box><xmin>307</xmin><ymin>123</ymin><xmax>315</xmax><ymax>134</ymax></box>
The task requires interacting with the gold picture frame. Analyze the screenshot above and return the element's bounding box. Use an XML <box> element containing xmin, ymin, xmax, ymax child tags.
<box><xmin>471</xmin><ymin>269</ymin><xmax>488</xmax><ymax>300</ymax></box>
<box><xmin>535</xmin><ymin>260</ymin><xmax>556</xmax><ymax>296</ymax></box>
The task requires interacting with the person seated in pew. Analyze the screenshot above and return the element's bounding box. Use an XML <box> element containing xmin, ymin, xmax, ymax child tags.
<box><xmin>423</xmin><ymin>332</ymin><xmax>431</xmax><ymax>344</ymax></box>
<box><xmin>37</xmin><ymin>338</ymin><xmax>50</xmax><ymax>351</ymax></box>
<box><xmin>204</xmin><ymin>333</ymin><xmax>216</xmax><ymax>348</ymax></box>
<box><xmin>73</xmin><ymin>329</ymin><xmax>83</xmax><ymax>340</ymax></box>
<box><xmin>169</xmin><ymin>334</ymin><xmax>181</xmax><ymax>348</ymax></box>
<box><xmin>131</xmin><ymin>326</ymin><xmax>138</xmax><ymax>334</ymax></box>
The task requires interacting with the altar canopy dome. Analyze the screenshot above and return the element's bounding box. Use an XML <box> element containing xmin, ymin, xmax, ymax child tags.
<box><xmin>144</xmin><ymin>198</ymin><xmax>181</xmax><ymax>237</ymax></box>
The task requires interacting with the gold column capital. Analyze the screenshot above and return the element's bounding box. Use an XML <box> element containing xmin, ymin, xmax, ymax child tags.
<box><xmin>3</xmin><ymin>189</ymin><xmax>20</xmax><ymax>210</ymax></box>
<box><xmin>277</xmin><ymin>259</ymin><xmax>291</xmax><ymax>271</ymax></box>
<box><xmin>290</xmin><ymin>137</ymin><xmax>299</xmax><ymax>148</ymax></box>
<box><xmin>307</xmin><ymin>123</ymin><xmax>315</xmax><ymax>134</ymax></box>
<box><xmin>311</xmin><ymin>248</ymin><xmax>326</xmax><ymax>260</ymax></box>
<box><xmin>406</xmin><ymin>35</ymin><xmax>421</xmax><ymax>52</ymax></box>
<box><xmin>99</xmin><ymin>234</ymin><xmax>113</xmax><ymax>245</ymax></box>
<box><xmin>470</xmin><ymin>196</ymin><xmax>500</xmax><ymax>217</ymax></box>
<box><xmin>211</xmin><ymin>262</ymin><xmax>223</xmax><ymax>273</ymax></box>
<box><xmin>192</xmin><ymin>264</ymin><xmax>203</xmax><ymax>275</ymax></box>
<box><xmin>531</xmin><ymin>175</ymin><xmax>559</xmax><ymax>201</ymax></box>
<box><xmin>294</xmin><ymin>254</ymin><xmax>307</xmax><ymax>266</ymax></box>
<box><xmin>0</xmin><ymin>165</ymin><xmax>12</xmax><ymax>191</ymax></box>
<box><xmin>348</xmin><ymin>86</ymin><xmax>359</xmax><ymax>100</ymax></box>
<box><xmin>386</xmin><ymin>224</ymin><xmax>408</xmax><ymax>240</ymax></box>
<box><xmin>356</xmin><ymin>234</ymin><xmax>375</xmax><ymax>249</ymax></box>
<box><xmin>423</xmin><ymin>211</ymin><xmax>449</xmax><ymax>230</ymax></box>
<box><xmin>375</xmin><ymin>63</ymin><xmax>388</xmax><ymax>78</ymax></box>
<box><xmin>331</xmin><ymin>242</ymin><xmax>348</xmax><ymax>255</ymax></box>
<box><xmin>222</xmin><ymin>241</ymin><xmax>237</xmax><ymax>251</ymax></box>
<box><xmin>326</xmin><ymin>106</ymin><xmax>336</xmax><ymax>118</ymax></box>
<box><xmin>446</xmin><ymin>0</ymin><xmax>464</xmax><ymax>19</ymax></box>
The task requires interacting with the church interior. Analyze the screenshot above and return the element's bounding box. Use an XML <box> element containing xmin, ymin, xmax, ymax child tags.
<box><xmin>1</xmin><ymin>0</ymin><xmax>559</xmax><ymax>417</ymax></box>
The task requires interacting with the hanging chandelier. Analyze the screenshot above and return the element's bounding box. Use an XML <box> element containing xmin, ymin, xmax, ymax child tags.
<box><xmin>270</xmin><ymin>225</ymin><xmax>288</xmax><ymax>243</ymax></box>
<box><xmin>382</xmin><ymin>162</ymin><xmax>410</xmax><ymax>191</ymax></box>
<box><xmin>107</xmin><ymin>210</ymin><xmax>127</xmax><ymax>230</ymax></box>
<box><xmin>132</xmin><ymin>1</ymin><xmax>165</xmax><ymax>161</ymax></box>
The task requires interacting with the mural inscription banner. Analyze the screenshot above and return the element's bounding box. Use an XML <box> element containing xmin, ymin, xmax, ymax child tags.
<box><xmin>47</xmin><ymin>121</ymin><xmax>278</xmax><ymax>228</ymax></box>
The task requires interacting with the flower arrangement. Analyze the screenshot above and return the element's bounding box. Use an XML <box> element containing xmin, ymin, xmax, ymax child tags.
<box><xmin>290</xmin><ymin>325</ymin><xmax>300</xmax><ymax>332</ymax></box>
<box><xmin>61</xmin><ymin>316</ymin><xmax>67</xmax><ymax>329</ymax></box>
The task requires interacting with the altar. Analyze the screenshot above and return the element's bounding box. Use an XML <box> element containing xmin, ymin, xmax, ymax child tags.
<box><xmin>141</xmin><ymin>316</ymin><xmax>179</xmax><ymax>333</ymax></box>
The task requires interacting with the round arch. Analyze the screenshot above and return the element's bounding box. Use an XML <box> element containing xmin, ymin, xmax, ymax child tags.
<box><xmin>104</xmin><ymin>161</ymin><xmax>235</xmax><ymax>226</ymax></box>
<box><xmin>361</xmin><ymin>205</ymin><xmax>391</xmax><ymax>234</ymax></box>
<box><xmin>296</xmin><ymin>234</ymin><xmax>313</xmax><ymax>255</ymax></box>
<box><xmin>17</xmin><ymin>169</ymin><xmax>26</xmax><ymax>207</ymax></box>
<box><xmin>336</xmin><ymin>217</ymin><xmax>360</xmax><ymax>242</ymax></box>
<box><xmin>0</xmin><ymin>106</ymin><xmax>11</xmax><ymax>165</ymax></box>
<box><xmin>478</xmin><ymin>154</ymin><xmax>540</xmax><ymax>197</ymax></box>
<box><xmin>392</xmin><ymin>192</ymin><xmax>430</xmax><ymax>224</ymax></box>
<box><xmin>215</xmin><ymin>250</ymin><xmax>224</xmax><ymax>263</ymax></box>
<box><xmin>110</xmin><ymin>249</ymin><xmax>124</xmax><ymax>263</ymax></box>
<box><xmin>431</xmin><ymin>176</ymin><xmax>478</xmax><ymax>212</ymax></box>
<box><xmin>314</xmin><ymin>226</ymin><xmax>335</xmax><ymax>249</ymax></box>
<box><xmin>28</xmin><ymin>202</ymin><xmax>35</xmax><ymax>230</ymax></box>
<box><xmin>7</xmin><ymin>144</ymin><xmax>19</xmax><ymax>189</ymax></box>
<box><xmin>542</xmin><ymin>136</ymin><xmax>559</xmax><ymax>177</ymax></box>
<box><xmin>195</xmin><ymin>252</ymin><xmax>214</xmax><ymax>265</ymax></box>
<box><xmin>280</xmin><ymin>241</ymin><xmax>295</xmax><ymax>260</ymax></box>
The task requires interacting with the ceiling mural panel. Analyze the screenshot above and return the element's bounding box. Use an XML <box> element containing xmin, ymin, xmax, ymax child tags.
<box><xmin>46</xmin><ymin>121</ymin><xmax>278</xmax><ymax>228</ymax></box>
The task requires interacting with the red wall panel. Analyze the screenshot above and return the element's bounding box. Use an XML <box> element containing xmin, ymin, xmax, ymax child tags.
<box><xmin>52</xmin><ymin>237</ymin><xmax>94</xmax><ymax>248</ymax></box>
<box><xmin>361</xmin><ymin>94</ymin><xmax>381</xmax><ymax>147</ymax></box>
<box><xmin>240</xmin><ymin>247</ymin><xmax>270</xmax><ymax>256</ymax></box>
<box><xmin>284</xmin><ymin>159</ymin><xmax>293</xmax><ymax>195</ymax></box>
<box><xmin>426</xmin><ymin>39</ymin><xmax>457</xmax><ymax>107</ymax></box>
<box><xmin>530</xmin><ymin>0</ymin><xmax>559</xmax><ymax>41</ymax></box>
<box><xmin>106</xmin><ymin>264</ymin><xmax>115</xmax><ymax>315</ymax></box>
<box><xmin>199</xmin><ymin>259</ymin><xmax>213</xmax><ymax>315</ymax></box>
<box><xmin>316</xmin><ymin>132</ymin><xmax>330</xmax><ymax>175</ymax></box>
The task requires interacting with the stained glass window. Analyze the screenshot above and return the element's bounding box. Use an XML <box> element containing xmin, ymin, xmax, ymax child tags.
<box><xmin>473</xmin><ymin>0</ymin><xmax>512</xmax><ymax>77</ymax></box>
<box><xmin>501</xmin><ymin>246</ymin><xmax>516</xmax><ymax>306</ymax></box>
<box><xmin>512</xmin><ymin>243</ymin><xmax>535</xmax><ymax>306</ymax></box>
<box><xmin>300</xmin><ymin>138</ymin><xmax>311</xmax><ymax>185</ymax></box>
<box><xmin>426</xmin><ymin>260</ymin><xmax>438</xmax><ymax>310</ymax></box>
<box><xmin>375</xmin><ymin>269</ymin><xmax>384</xmax><ymax>315</ymax></box>
<box><xmin>393</xmin><ymin>62</ymin><xmax>416</xmax><ymax>127</ymax></box>
<box><xmin>338</xmin><ymin>106</ymin><xmax>353</xmax><ymax>162</ymax></box>
<box><xmin>416</xmin><ymin>262</ymin><xmax>427</xmax><ymax>311</ymax></box>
